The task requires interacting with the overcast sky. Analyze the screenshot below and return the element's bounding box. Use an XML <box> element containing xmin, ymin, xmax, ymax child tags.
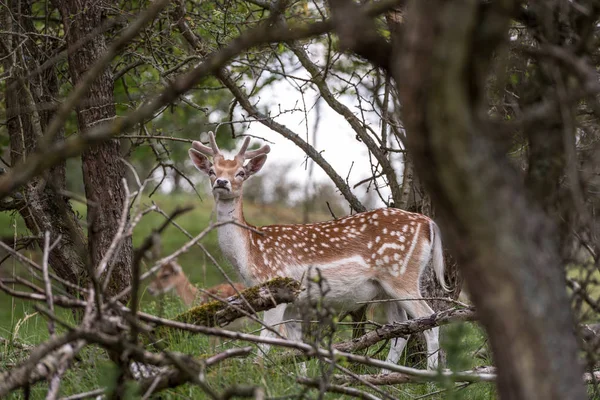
<box><xmin>213</xmin><ymin>74</ymin><xmax>401</xmax><ymax>208</ymax></box>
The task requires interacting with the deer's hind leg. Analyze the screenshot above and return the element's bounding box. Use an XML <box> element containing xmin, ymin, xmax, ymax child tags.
<box><xmin>379</xmin><ymin>278</ymin><xmax>440</xmax><ymax>370</ymax></box>
<box><xmin>383</xmin><ymin>303</ymin><xmax>409</xmax><ymax>366</ymax></box>
<box><xmin>349</xmin><ymin>305</ymin><xmax>369</xmax><ymax>339</ymax></box>
<box><xmin>397</xmin><ymin>299</ymin><xmax>440</xmax><ymax>370</ymax></box>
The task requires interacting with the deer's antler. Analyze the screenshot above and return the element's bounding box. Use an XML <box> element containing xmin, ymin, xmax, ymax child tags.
<box><xmin>192</xmin><ymin>131</ymin><xmax>221</xmax><ymax>156</ymax></box>
<box><xmin>236</xmin><ymin>136</ymin><xmax>270</xmax><ymax>162</ymax></box>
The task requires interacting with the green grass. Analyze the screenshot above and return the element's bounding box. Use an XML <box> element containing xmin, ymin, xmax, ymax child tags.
<box><xmin>567</xmin><ymin>264</ymin><xmax>600</xmax><ymax>323</ymax></box>
<box><xmin>0</xmin><ymin>193</ymin><xmax>496</xmax><ymax>399</ymax></box>
<box><xmin>1</xmin><ymin>293</ymin><xmax>496</xmax><ymax>399</ymax></box>
<box><xmin>0</xmin><ymin>193</ymin><xmax>328</xmax><ymax>339</ymax></box>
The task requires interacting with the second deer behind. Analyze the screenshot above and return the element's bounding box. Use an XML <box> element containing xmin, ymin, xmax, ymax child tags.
<box><xmin>147</xmin><ymin>260</ymin><xmax>248</xmax><ymax>329</ymax></box>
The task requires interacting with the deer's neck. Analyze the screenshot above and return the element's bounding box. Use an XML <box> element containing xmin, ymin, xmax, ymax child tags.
<box><xmin>215</xmin><ymin>196</ymin><xmax>252</xmax><ymax>283</ymax></box>
<box><xmin>175</xmin><ymin>278</ymin><xmax>198</xmax><ymax>307</ymax></box>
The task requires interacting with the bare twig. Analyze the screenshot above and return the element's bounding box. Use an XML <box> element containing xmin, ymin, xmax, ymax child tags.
<box><xmin>298</xmin><ymin>377</ymin><xmax>383</xmax><ymax>400</ymax></box>
<box><xmin>97</xmin><ymin>179</ymin><xmax>131</xmax><ymax>281</ymax></box>
<box><xmin>59</xmin><ymin>388</ymin><xmax>106</xmax><ymax>400</ymax></box>
<box><xmin>334</xmin><ymin>308</ymin><xmax>476</xmax><ymax>354</ymax></box>
<box><xmin>173</xmin><ymin>0</ymin><xmax>367</xmax><ymax>213</ymax></box>
<box><xmin>357</xmin><ymin>297</ymin><xmax>470</xmax><ymax>308</ymax></box>
<box><xmin>41</xmin><ymin>231</ymin><xmax>57</xmax><ymax>335</ymax></box>
<box><xmin>0</xmin><ymin>0</ymin><xmax>403</xmax><ymax>200</ymax></box>
<box><xmin>0</xmin><ymin>240</ymin><xmax>88</xmax><ymax>295</ymax></box>
<box><xmin>40</xmin><ymin>0</ymin><xmax>172</xmax><ymax>146</ymax></box>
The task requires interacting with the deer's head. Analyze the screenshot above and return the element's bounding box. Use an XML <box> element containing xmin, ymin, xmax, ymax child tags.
<box><xmin>189</xmin><ymin>132</ymin><xmax>270</xmax><ymax>200</ymax></box>
<box><xmin>147</xmin><ymin>261</ymin><xmax>186</xmax><ymax>296</ymax></box>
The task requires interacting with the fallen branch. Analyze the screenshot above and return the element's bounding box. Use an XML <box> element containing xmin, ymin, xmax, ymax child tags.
<box><xmin>0</xmin><ymin>331</ymin><xmax>85</xmax><ymax>397</ymax></box>
<box><xmin>136</xmin><ymin>347</ymin><xmax>253</xmax><ymax>396</ymax></box>
<box><xmin>332</xmin><ymin>367</ymin><xmax>495</xmax><ymax>386</ymax></box>
<box><xmin>142</xmin><ymin>310</ymin><xmax>496</xmax><ymax>383</ymax></box>
<box><xmin>298</xmin><ymin>377</ymin><xmax>382</xmax><ymax>400</ymax></box>
<box><xmin>331</xmin><ymin>367</ymin><xmax>600</xmax><ymax>386</ymax></box>
<box><xmin>334</xmin><ymin>307</ymin><xmax>477</xmax><ymax>353</ymax></box>
<box><xmin>163</xmin><ymin>277</ymin><xmax>301</xmax><ymax>329</ymax></box>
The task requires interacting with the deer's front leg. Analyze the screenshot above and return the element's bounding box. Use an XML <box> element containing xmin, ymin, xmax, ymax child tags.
<box><xmin>257</xmin><ymin>304</ymin><xmax>287</xmax><ymax>357</ymax></box>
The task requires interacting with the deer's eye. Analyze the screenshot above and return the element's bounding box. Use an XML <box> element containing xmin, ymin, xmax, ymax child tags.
<box><xmin>236</xmin><ymin>170</ymin><xmax>246</xmax><ymax>178</ymax></box>
<box><xmin>208</xmin><ymin>169</ymin><xmax>216</xmax><ymax>177</ymax></box>
<box><xmin>161</xmin><ymin>274</ymin><xmax>171</xmax><ymax>280</ymax></box>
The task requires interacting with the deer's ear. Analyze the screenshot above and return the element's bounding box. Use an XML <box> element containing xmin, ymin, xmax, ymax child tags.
<box><xmin>189</xmin><ymin>148</ymin><xmax>212</xmax><ymax>175</ymax></box>
<box><xmin>244</xmin><ymin>154</ymin><xmax>268</xmax><ymax>176</ymax></box>
<box><xmin>163</xmin><ymin>261</ymin><xmax>181</xmax><ymax>274</ymax></box>
<box><xmin>170</xmin><ymin>262</ymin><xmax>182</xmax><ymax>273</ymax></box>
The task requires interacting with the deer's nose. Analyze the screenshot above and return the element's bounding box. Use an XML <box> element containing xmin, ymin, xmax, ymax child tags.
<box><xmin>215</xmin><ymin>178</ymin><xmax>229</xmax><ymax>187</ymax></box>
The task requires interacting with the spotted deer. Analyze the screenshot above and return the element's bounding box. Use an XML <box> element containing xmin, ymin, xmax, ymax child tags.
<box><xmin>189</xmin><ymin>132</ymin><xmax>449</xmax><ymax>369</ymax></box>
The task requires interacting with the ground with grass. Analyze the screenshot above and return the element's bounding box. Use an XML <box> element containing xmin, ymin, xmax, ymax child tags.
<box><xmin>0</xmin><ymin>193</ymin><xmax>496</xmax><ymax>399</ymax></box>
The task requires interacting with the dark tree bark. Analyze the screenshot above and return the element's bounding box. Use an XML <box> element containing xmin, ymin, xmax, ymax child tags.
<box><xmin>2</xmin><ymin>0</ymin><xmax>88</xmax><ymax>290</ymax></box>
<box><xmin>54</xmin><ymin>0</ymin><xmax>132</xmax><ymax>298</ymax></box>
<box><xmin>401</xmin><ymin>178</ymin><xmax>463</xmax><ymax>365</ymax></box>
<box><xmin>385</xmin><ymin>4</ymin><xmax>464</xmax><ymax>313</ymax></box>
<box><xmin>521</xmin><ymin>3</ymin><xmax>581</xmax><ymax>255</ymax></box>
<box><xmin>391</xmin><ymin>1</ymin><xmax>585</xmax><ymax>399</ymax></box>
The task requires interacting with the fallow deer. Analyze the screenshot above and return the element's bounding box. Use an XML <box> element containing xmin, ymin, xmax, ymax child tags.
<box><xmin>189</xmin><ymin>132</ymin><xmax>449</xmax><ymax>369</ymax></box>
<box><xmin>147</xmin><ymin>260</ymin><xmax>248</xmax><ymax>329</ymax></box>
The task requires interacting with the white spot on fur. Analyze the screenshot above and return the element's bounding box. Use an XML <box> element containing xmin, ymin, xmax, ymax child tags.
<box><xmin>377</xmin><ymin>243</ymin><xmax>403</xmax><ymax>255</ymax></box>
<box><xmin>400</xmin><ymin>223</ymin><xmax>421</xmax><ymax>275</ymax></box>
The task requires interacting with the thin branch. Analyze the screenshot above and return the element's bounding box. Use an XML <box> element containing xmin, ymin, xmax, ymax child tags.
<box><xmin>357</xmin><ymin>297</ymin><xmax>470</xmax><ymax>308</ymax></box>
<box><xmin>40</xmin><ymin>0</ymin><xmax>172</xmax><ymax>147</ymax></box>
<box><xmin>59</xmin><ymin>388</ymin><xmax>106</xmax><ymax>400</ymax></box>
<box><xmin>0</xmin><ymin>0</ymin><xmax>402</xmax><ymax>200</ymax></box>
<box><xmin>0</xmin><ymin>233</ymin><xmax>88</xmax><ymax>295</ymax></box>
<box><xmin>42</xmin><ymin>231</ymin><xmax>56</xmax><ymax>336</ymax></box>
<box><xmin>116</xmin><ymin>134</ymin><xmax>194</xmax><ymax>143</ymax></box>
<box><xmin>298</xmin><ymin>377</ymin><xmax>383</xmax><ymax>400</ymax></box>
<box><xmin>173</xmin><ymin>0</ymin><xmax>368</xmax><ymax>212</ymax></box>
<box><xmin>289</xmin><ymin>43</ymin><xmax>402</xmax><ymax>204</ymax></box>
<box><xmin>97</xmin><ymin>179</ymin><xmax>131</xmax><ymax>280</ymax></box>
<box><xmin>334</xmin><ymin>307</ymin><xmax>476</xmax><ymax>354</ymax></box>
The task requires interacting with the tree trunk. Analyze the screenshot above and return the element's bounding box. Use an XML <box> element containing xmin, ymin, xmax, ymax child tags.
<box><xmin>394</xmin><ymin>1</ymin><xmax>585</xmax><ymax>399</ymax></box>
<box><xmin>55</xmin><ymin>0</ymin><xmax>132</xmax><ymax>298</ymax></box>
<box><xmin>3</xmin><ymin>0</ymin><xmax>88</xmax><ymax>290</ymax></box>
